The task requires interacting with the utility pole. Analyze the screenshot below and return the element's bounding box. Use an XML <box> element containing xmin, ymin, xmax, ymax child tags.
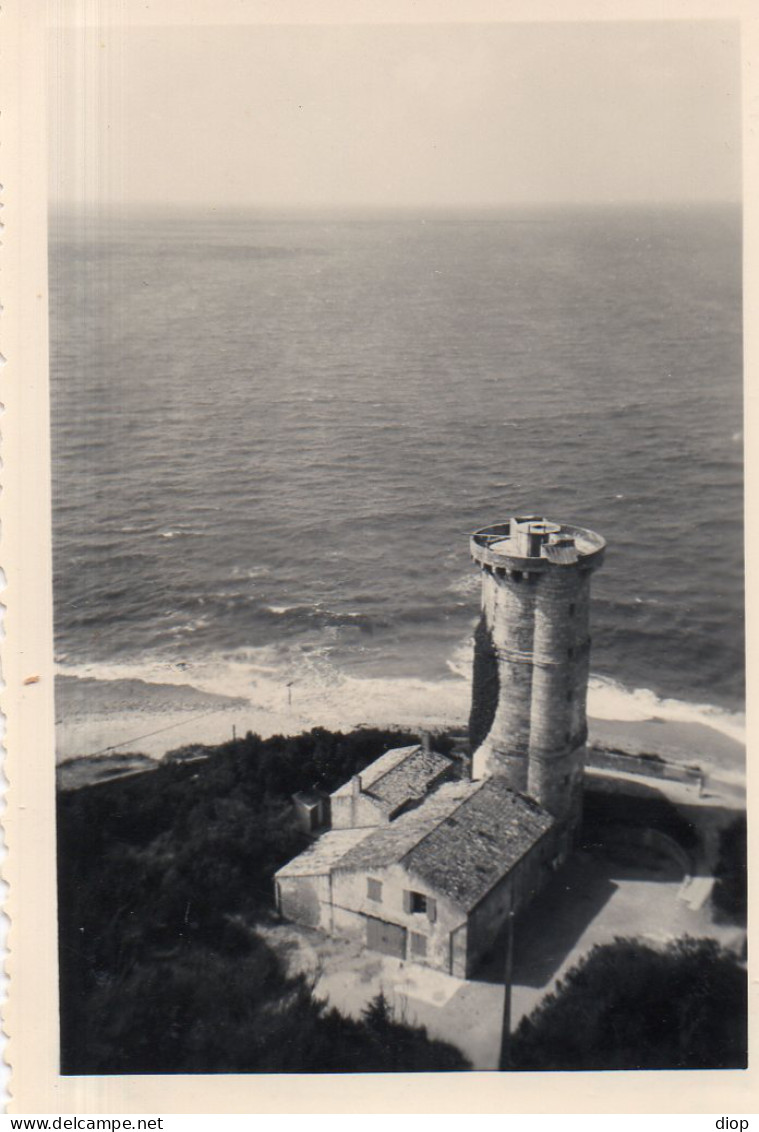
<box><xmin>499</xmin><ymin>910</ymin><xmax>515</xmax><ymax>1070</ymax></box>
<box><xmin>287</xmin><ymin>681</ymin><xmax>294</xmax><ymax>708</ymax></box>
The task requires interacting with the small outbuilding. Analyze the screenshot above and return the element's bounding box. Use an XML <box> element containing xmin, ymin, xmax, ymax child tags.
<box><xmin>292</xmin><ymin>789</ymin><xmax>331</xmax><ymax>834</ymax></box>
<box><xmin>330</xmin><ymin>741</ymin><xmax>456</xmax><ymax>829</ymax></box>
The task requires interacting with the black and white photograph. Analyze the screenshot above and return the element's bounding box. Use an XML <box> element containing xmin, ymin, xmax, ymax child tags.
<box><xmin>36</xmin><ymin>1</ymin><xmax>748</xmax><ymax>1085</ymax></box>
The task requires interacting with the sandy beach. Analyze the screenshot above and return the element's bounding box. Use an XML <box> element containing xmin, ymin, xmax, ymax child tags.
<box><xmin>55</xmin><ymin>670</ymin><xmax>471</xmax><ymax>760</ymax></box>
<box><xmin>55</xmin><ymin>670</ymin><xmax>745</xmax><ymax>795</ymax></box>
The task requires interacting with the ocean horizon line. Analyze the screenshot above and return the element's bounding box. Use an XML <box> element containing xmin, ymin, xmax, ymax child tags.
<box><xmin>49</xmin><ymin>197</ymin><xmax>742</xmax><ymax>219</ymax></box>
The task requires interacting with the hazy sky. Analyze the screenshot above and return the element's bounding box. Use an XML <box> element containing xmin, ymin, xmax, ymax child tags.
<box><xmin>50</xmin><ymin>20</ymin><xmax>741</xmax><ymax>208</ymax></box>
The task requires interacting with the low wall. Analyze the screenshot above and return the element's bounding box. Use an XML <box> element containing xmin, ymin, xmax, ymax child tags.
<box><xmin>587</xmin><ymin>746</ymin><xmax>703</xmax><ymax>786</ymax></box>
<box><xmin>595</xmin><ymin>825</ymin><xmax>692</xmax><ymax>877</ymax></box>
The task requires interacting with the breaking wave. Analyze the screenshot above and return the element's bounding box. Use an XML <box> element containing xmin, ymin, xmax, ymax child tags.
<box><xmin>586</xmin><ymin>675</ymin><xmax>745</xmax><ymax>744</ymax></box>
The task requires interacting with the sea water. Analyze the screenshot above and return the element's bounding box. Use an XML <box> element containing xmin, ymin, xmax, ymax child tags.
<box><xmin>48</xmin><ymin>204</ymin><xmax>744</xmax><ymax>748</ymax></box>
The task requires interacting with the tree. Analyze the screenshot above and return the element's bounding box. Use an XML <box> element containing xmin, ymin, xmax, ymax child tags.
<box><xmin>511</xmin><ymin>937</ymin><xmax>747</xmax><ymax>1071</ymax></box>
<box><xmin>712</xmin><ymin>815</ymin><xmax>747</xmax><ymax>924</ymax></box>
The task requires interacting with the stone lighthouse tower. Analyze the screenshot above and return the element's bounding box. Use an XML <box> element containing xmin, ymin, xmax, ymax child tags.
<box><xmin>469</xmin><ymin>515</ymin><xmax>605</xmax><ymax>826</ymax></box>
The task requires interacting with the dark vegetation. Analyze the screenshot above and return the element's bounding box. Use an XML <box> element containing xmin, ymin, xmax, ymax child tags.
<box><xmin>57</xmin><ymin>727</ymin><xmax>469</xmax><ymax>1074</ymax></box>
<box><xmin>468</xmin><ymin>613</ymin><xmax>499</xmax><ymax>751</ymax></box>
<box><xmin>712</xmin><ymin>815</ymin><xmax>747</xmax><ymax>924</ymax></box>
<box><xmin>511</xmin><ymin>937</ymin><xmax>747</xmax><ymax>1070</ymax></box>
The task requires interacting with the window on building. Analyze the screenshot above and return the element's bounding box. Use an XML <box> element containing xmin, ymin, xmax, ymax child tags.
<box><xmin>411</xmin><ymin>891</ymin><xmax>428</xmax><ymax>913</ymax></box>
<box><xmin>566</xmin><ymin>688</ymin><xmax>574</xmax><ymax>703</ymax></box>
<box><xmin>569</xmin><ymin>602</ymin><xmax>576</xmax><ymax>616</ymax></box>
<box><xmin>403</xmin><ymin>890</ymin><xmax>437</xmax><ymax>921</ymax></box>
<box><xmin>567</xmin><ymin>646</ymin><xmax>574</xmax><ymax>659</ymax></box>
<box><xmin>410</xmin><ymin>932</ymin><xmax>427</xmax><ymax>958</ymax></box>
<box><xmin>367</xmin><ymin>878</ymin><xmax>382</xmax><ymax>902</ymax></box>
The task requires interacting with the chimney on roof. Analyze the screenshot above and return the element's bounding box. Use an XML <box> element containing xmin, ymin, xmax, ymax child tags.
<box><xmin>420</xmin><ymin>731</ymin><xmax>432</xmax><ymax>753</ymax></box>
<box><xmin>351</xmin><ymin>774</ymin><xmax>362</xmax><ymax>797</ymax></box>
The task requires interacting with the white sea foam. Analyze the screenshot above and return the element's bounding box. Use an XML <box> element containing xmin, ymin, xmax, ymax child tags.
<box><xmin>166</xmin><ymin>617</ymin><xmax>210</xmax><ymax>636</ymax></box>
<box><xmin>55</xmin><ymin>648</ymin><xmax>471</xmax><ymax>761</ymax></box>
<box><xmin>445</xmin><ymin>639</ymin><xmax>474</xmax><ymax>681</ymax></box>
<box><xmin>447</xmin><ymin>573</ymin><xmax>481</xmax><ymax>598</ymax></box>
<box><xmin>55</xmin><ymin>643</ymin><xmax>744</xmax><ymax>759</ymax></box>
<box><xmin>444</xmin><ymin>650</ymin><xmax>744</xmax><ymax>743</ymax></box>
<box><xmin>586</xmin><ymin>675</ymin><xmax>745</xmax><ymax>744</ymax></box>
<box><xmin>159</xmin><ymin>528</ymin><xmax>201</xmax><ymax>539</ymax></box>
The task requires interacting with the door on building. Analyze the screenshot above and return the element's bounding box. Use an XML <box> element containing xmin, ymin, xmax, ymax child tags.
<box><xmin>365</xmin><ymin>915</ymin><xmax>407</xmax><ymax>959</ymax></box>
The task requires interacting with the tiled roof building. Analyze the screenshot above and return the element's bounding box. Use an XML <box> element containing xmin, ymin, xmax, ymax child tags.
<box><xmin>402</xmin><ymin>779</ymin><xmax>554</xmax><ymax>910</ymax></box>
<box><xmin>330</xmin><ymin>741</ymin><xmax>456</xmax><ymax>829</ymax></box>
<box><xmin>276</xmin><ymin>753</ymin><xmax>563</xmax><ymax>979</ymax></box>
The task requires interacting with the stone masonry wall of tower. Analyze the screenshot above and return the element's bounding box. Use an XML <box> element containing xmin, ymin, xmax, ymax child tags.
<box><xmin>469</xmin><ymin>516</ymin><xmax>605</xmax><ymax>824</ymax></box>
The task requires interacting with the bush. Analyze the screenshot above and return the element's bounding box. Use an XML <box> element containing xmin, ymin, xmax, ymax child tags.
<box><xmin>510</xmin><ymin>937</ymin><xmax>747</xmax><ymax>1070</ymax></box>
<box><xmin>712</xmin><ymin>815</ymin><xmax>747</xmax><ymax>924</ymax></box>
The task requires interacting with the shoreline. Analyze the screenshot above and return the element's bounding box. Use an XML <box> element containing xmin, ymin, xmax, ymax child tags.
<box><xmin>55</xmin><ymin>671</ymin><xmax>746</xmax><ymax>796</ymax></box>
